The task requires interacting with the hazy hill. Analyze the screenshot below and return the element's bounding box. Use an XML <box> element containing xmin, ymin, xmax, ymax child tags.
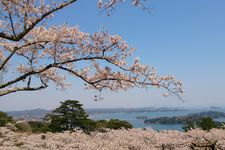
<box><xmin>7</xmin><ymin>108</ymin><xmax>51</xmax><ymax>121</ymax></box>
<box><xmin>6</xmin><ymin>107</ymin><xmax>186</xmax><ymax>121</ymax></box>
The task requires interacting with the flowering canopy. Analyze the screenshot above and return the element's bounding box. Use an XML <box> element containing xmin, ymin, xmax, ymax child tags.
<box><xmin>1</xmin><ymin>127</ymin><xmax>225</xmax><ymax>149</ymax></box>
<box><xmin>0</xmin><ymin>0</ymin><xmax>183</xmax><ymax>99</ymax></box>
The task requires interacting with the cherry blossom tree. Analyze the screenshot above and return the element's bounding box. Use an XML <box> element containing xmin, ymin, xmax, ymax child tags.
<box><xmin>0</xmin><ymin>0</ymin><xmax>183</xmax><ymax>99</ymax></box>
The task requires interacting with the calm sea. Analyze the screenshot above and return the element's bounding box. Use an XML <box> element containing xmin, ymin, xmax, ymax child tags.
<box><xmin>89</xmin><ymin>108</ymin><xmax>225</xmax><ymax>132</ymax></box>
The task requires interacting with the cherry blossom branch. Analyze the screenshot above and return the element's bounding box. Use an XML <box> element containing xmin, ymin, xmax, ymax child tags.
<box><xmin>0</xmin><ymin>41</ymin><xmax>49</xmax><ymax>71</ymax></box>
<box><xmin>56</xmin><ymin>66</ymin><xmax>99</xmax><ymax>89</ymax></box>
<box><xmin>0</xmin><ymin>1</ymin><xmax>183</xmax><ymax>99</ymax></box>
<box><xmin>0</xmin><ymin>56</ymin><xmax>113</xmax><ymax>89</ymax></box>
<box><xmin>0</xmin><ymin>48</ymin><xmax>17</xmax><ymax>71</ymax></box>
<box><xmin>0</xmin><ymin>0</ymin><xmax>78</xmax><ymax>41</ymax></box>
<box><xmin>91</xmin><ymin>77</ymin><xmax>183</xmax><ymax>100</ymax></box>
<box><xmin>98</xmin><ymin>0</ymin><xmax>151</xmax><ymax>15</ymax></box>
<box><xmin>0</xmin><ymin>37</ymin><xmax>183</xmax><ymax>99</ymax></box>
<box><xmin>0</xmin><ymin>84</ymin><xmax>48</xmax><ymax>97</ymax></box>
<box><xmin>5</xmin><ymin>3</ymin><xmax>17</xmax><ymax>37</ymax></box>
<box><xmin>0</xmin><ymin>63</ymin><xmax>53</xmax><ymax>89</ymax></box>
<box><xmin>56</xmin><ymin>64</ymin><xmax>183</xmax><ymax>101</ymax></box>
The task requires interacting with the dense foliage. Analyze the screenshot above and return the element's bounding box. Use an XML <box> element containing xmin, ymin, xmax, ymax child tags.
<box><xmin>28</xmin><ymin>121</ymin><xmax>51</xmax><ymax>133</ymax></box>
<box><xmin>183</xmin><ymin>117</ymin><xmax>219</xmax><ymax>132</ymax></box>
<box><xmin>46</xmin><ymin>100</ymin><xmax>89</xmax><ymax>132</ymax></box>
<box><xmin>15</xmin><ymin>122</ymin><xmax>32</xmax><ymax>132</ymax></box>
<box><xmin>0</xmin><ymin>111</ymin><xmax>13</xmax><ymax>126</ymax></box>
<box><xmin>198</xmin><ymin>117</ymin><xmax>217</xmax><ymax>131</ymax></box>
<box><xmin>105</xmin><ymin>119</ymin><xmax>133</xmax><ymax>130</ymax></box>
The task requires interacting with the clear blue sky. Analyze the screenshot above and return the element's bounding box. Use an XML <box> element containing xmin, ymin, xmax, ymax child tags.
<box><xmin>1</xmin><ymin>0</ymin><xmax>225</xmax><ymax>111</ymax></box>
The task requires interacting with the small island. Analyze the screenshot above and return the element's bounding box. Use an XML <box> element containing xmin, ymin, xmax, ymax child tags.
<box><xmin>144</xmin><ymin>111</ymin><xmax>225</xmax><ymax>124</ymax></box>
<box><xmin>136</xmin><ymin>116</ymin><xmax>148</xmax><ymax>120</ymax></box>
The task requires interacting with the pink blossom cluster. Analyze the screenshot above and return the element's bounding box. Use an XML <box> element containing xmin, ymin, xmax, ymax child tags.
<box><xmin>1</xmin><ymin>126</ymin><xmax>225</xmax><ymax>149</ymax></box>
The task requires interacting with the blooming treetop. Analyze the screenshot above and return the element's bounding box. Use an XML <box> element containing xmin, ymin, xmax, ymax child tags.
<box><xmin>0</xmin><ymin>0</ymin><xmax>183</xmax><ymax>99</ymax></box>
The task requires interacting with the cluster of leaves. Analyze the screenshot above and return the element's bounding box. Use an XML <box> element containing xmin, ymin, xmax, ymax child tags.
<box><xmin>183</xmin><ymin>117</ymin><xmax>220</xmax><ymax>132</ymax></box>
<box><xmin>0</xmin><ymin>111</ymin><xmax>13</xmax><ymax>126</ymax></box>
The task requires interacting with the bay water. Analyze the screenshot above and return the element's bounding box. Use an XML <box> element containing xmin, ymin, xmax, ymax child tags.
<box><xmin>89</xmin><ymin>107</ymin><xmax>225</xmax><ymax>131</ymax></box>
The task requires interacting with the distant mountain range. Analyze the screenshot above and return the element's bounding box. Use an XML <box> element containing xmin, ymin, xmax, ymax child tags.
<box><xmin>86</xmin><ymin>107</ymin><xmax>186</xmax><ymax>114</ymax></box>
<box><xmin>7</xmin><ymin>108</ymin><xmax>51</xmax><ymax>121</ymax></box>
<box><xmin>6</xmin><ymin>107</ymin><xmax>186</xmax><ymax>121</ymax></box>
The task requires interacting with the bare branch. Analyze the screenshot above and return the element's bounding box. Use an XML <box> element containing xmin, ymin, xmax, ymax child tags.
<box><xmin>0</xmin><ymin>84</ymin><xmax>48</xmax><ymax>97</ymax></box>
<box><xmin>0</xmin><ymin>48</ymin><xmax>17</xmax><ymax>71</ymax></box>
<box><xmin>0</xmin><ymin>41</ymin><xmax>49</xmax><ymax>71</ymax></box>
<box><xmin>0</xmin><ymin>63</ymin><xmax>53</xmax><ymax>89</ymax></box>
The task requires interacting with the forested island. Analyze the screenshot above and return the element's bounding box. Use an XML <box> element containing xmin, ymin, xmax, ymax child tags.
<box><xmin>87</xmin><ymin>107</ymin><xmax>186</xmax><ymax>114</ymax></box>
<box><xmin>144</xmin><ymin>111</ymin><xmax>225</xmax><ymax>124</ymax></box>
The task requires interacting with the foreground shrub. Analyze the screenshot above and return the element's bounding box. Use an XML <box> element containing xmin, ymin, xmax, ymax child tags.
<box><xmin>15</xmin><ymin>122</ymin><xmax>32</xmax><ymax>132</ymax></box>
<box><xmin>28</xmin><ymin>121</ymin><xmax>51</xmax><ymax>133</ymax></box>
<box><xmin>95</xmin><ymin>120</ymin><xmax>108</xmax><ymax>131</ymax></box>
<box><xmin>94</xmin><ymin>119</ymin><xmax>133</xmax><ymax>131</ymax></box>
<box><xmin>183</xmin><ymin>117</ymin><xmax>218</xmax><ymax>132</ymax></box>
<box><xmin>198</xmin><ymin>117</ymin><xmax>217</xmax><ymax>131</ymax></box>
<box><xmin>0</xmin><ymin>111</ymin><xmax>13</xmax><ymax>127</ymax></box>
<box><xmin>106</xmin><ymin>119</ymin><xmax>133</xmax><ymax>130</ymax></box>
<box><xmin>79</xmin><ymin>119</ymin><xmax>98</xmax><ymax>134</ymax></box>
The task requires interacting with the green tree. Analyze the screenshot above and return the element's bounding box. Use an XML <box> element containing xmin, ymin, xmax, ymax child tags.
<box><xmin>183</xmin><ymin>117</ymin><xmax>218</xmax><ymax>132</ymax></box>
<box><xmin>78</xmin><ymin>119</ymin><xmax>98</xmax><ymax>134</ymax></box>
<box><xmin>46</xmin><ymin>100</ymin><xmax>89</xmax><ymax>132</ymax></box>
<box><xmin>0</xmin><ymin>111</ymin><xmax>13</xmax><ymax>126</ymax></box>
<box><xmin>198</xmin><ymin>117</ymin><xmax>217</xmax><ymax>131</ymax></box>
<box><xmin>106</xmin><ymin>119</ymin><xmax>133</xmax><ymax>130</ymax></box>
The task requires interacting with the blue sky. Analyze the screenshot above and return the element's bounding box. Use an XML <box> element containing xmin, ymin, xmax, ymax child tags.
<box><xmin>1</xmin><ymin>0</ymin><xmax>225</xmax><ymax>111</ymax></box>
